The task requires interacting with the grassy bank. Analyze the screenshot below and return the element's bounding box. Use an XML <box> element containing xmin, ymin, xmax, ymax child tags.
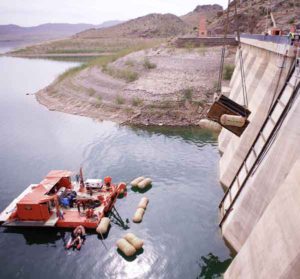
<box><xmin>9</xmin><ymin>37</ymin><xmax>163</xmax><ymax>56</ymax></box>
<box><xmin>56</xmin><ymin>39</ymin><xmax>164</xmax><ymax>83</ymax></box>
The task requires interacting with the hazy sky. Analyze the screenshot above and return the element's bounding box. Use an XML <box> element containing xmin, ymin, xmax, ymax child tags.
<box><xmin>0</xmin><ymin>0</ymin><xmax>228</xmax><ymax>26</ymax></box>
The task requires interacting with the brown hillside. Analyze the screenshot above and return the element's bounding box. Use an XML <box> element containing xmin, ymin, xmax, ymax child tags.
<box><xmin>208</xmin><ymin>0</ymin><xmax>300</xmax><ymax>34</ymax></box>
<box><xmin>75</xmin><ymin>13</ymin><xmax>190</xmax><ymax>39</ymax></box>
<box><xmin>181</xmin><ymin>4</ymin><xmax>223</xmax><ymax>29</ymax></box>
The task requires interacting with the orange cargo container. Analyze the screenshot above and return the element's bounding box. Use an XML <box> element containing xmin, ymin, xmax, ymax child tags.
<box><xmin>17</xmin><ymin>203</ymin><xmax>51</xmax><ymax>221</ymax></box>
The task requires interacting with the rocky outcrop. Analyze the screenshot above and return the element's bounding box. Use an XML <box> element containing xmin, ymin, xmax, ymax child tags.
<box><xmin>181</xmin><ymin>4</ymin><xmax>223</xmax><ymax>30</ymax></box>
<box><xmin>193</xmin><ymin>4</ymin><xmax>223</xmax><ymax>13</ymax></box>
<box><xmin>208</xmin><ymin>0</ymin><xmax>300</xmax><ymax>34</ymax></box>
<box><xmin>75</xmin><ymin>14</ymin><xmax>190</xmax><ymax>39</ymax></box>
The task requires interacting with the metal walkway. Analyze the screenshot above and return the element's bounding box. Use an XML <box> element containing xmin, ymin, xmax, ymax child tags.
<box><xmin>219</xmin><ymin>60</ymin><xmax>300</xmax><ymax>227</ymax></box>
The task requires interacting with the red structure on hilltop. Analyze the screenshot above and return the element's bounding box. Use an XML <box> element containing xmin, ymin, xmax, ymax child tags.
<box><xmin>199</xmin><ymin>16</ymin><xmax>208</xmax><ymax>37</ymax></box>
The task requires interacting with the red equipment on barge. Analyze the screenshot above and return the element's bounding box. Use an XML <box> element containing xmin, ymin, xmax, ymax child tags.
<box><xmin>0</xmin><ymin>170</ymin><xmax>126</xmax><ymax>229</ymax></box>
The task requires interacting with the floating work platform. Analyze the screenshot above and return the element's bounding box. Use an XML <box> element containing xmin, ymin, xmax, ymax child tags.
<box><xmin>0</xmin><ymin>184</ymin><xmax>37</xmax><ymax>225</ymax></box>
<box><xmin>0</xmin><ymin>170</ymin><xmax>126</xmax><ymax>230</ymax></box>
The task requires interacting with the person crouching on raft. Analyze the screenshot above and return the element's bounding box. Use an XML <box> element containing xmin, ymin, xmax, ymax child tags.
<box><xmin>68</xmin><ymin>225</ymin><xmax>86</xmax><ymax>249</ymax></box>
<box><xmin>103</xmin><ymin>176</ymin><xmax>112</xmax><ymax>191</ymax></box>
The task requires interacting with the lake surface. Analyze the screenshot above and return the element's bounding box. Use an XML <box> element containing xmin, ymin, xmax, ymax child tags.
<box><xmin>0</xmin><ymin>51</ymin><xmax>231</xmax><ymax>278</ymax></box>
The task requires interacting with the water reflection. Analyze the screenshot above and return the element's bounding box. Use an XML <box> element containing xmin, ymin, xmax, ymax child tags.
<box><xmin>2</xmin><ymin>227</ymin><xmax>67</xmax><ymax>246</ymax></box>
<box><xmin>23</xmin><ymin>55</ymin><xmax>98</xmax><ymax>63</ymax></box>
<box><xmin>131</xmin><ymin>184</ymin><xmax>152</xmax><ymax>193</ymax></box>
<box><xmin>0</xmin><ymin>53</ymin><xmax>231</xmax><ymax>279</ymax></box>
<box><xmin>128</xmin><ymin>125</ymin><xmax>218</xmax><ymax>147</ymax></box>
<box><xmin>116</xmin><ymin>247</ymin><xmax>144</xmax><ymax>262</ymax></box>
<box><xmin>197</xmin><ymin>253</ymin><xmax>232</xmax><ymax>279</ymax></box>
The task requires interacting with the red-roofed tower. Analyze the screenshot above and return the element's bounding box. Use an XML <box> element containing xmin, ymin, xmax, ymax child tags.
<box><xmin>198</xmin><ymin>16</ymin><xmax>208</xmax><ymax>37</ymax></box>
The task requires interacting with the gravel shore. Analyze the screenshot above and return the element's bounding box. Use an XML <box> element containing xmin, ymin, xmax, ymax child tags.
<box><xmin>36</xmin><ymin>46</ymin><xmax>234</xmax><ymax>126</ymax></box>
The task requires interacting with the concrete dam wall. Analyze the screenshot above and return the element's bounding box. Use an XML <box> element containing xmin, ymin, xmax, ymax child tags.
<box><xmin>217</xmin><ymin>34</ymin><xmax>300</xmax><ymax>278</ymax></box>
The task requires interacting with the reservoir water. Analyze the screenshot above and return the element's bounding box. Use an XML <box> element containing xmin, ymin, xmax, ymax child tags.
<box><xmin>0</xmin><ymin>51</ymin><xmax>231</xmax><ymax>278</ymax></box>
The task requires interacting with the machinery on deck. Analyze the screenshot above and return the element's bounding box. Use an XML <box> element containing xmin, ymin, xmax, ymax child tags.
<box><xmin>0</xmin><ymin>169</ymin><xmax>126</xmax><ymax>229</ymax></box>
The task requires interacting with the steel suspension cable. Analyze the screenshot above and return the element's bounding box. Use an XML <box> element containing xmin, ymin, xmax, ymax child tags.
<box><xmin>234</xmin><ymin>0</ymin><xmax>249</xmax><ymax>109</ymax></box>
<box><xmin>217</xmin><ymin>0</ymin><xmax>231</xmax><ymax>94</ymax></box>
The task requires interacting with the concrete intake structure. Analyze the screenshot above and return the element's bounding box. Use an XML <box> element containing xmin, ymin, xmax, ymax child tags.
<box><xmin>218</xmin><ymin>34</ymin><xmax>300</xmax><ymax>278</ymax></box>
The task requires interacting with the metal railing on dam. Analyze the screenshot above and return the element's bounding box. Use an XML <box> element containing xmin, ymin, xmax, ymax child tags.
<box><xmin>240</xmin><ymin>33</ymin><xmax>291</xmax><ymax>45</ymax></box>
<box><xmin>240</xmin><ymin>33</ymin><xmax>296</xmax><ymax>56</ymax></box>
<box><xmin>175</xmin><ymin>34</ymin><xmax>292</xmax><ymax>48</ymax></box>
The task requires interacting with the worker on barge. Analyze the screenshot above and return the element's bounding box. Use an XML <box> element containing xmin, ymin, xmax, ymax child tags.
<box><xmin>103</xmin><ymin>176</ymin><xmax>112</xmax><ymax>191</ymax></box>
<box><xmin>289</xmin><ymin>25</ymin><xmax>296</xmax><ymax>45</ymax></box>
<box><xmin>67</xmin><ymin>225</ymin><xmax>86</xmax><ymax>249</ymax></box>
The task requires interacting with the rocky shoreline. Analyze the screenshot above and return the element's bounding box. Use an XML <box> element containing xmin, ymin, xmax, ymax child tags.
<box><xmin>35</xmin><ymin>46</ymin><xmax>234</xmax><ymax>126</ymax></box>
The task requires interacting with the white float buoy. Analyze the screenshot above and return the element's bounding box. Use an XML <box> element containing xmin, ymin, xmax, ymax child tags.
<box><xmin>138</xmin><ymin>197</ymin><xmax>149</xmax><ymax>209</ymax></box>
<box><xmin>124</xmin><ymin>233</ymin><xmax>144</xmax><ymax>250</ymax></box>
<box><xmin>131</xmin><ymin>176</ymin><xmax>145</xmax><ymax>187</ymax></box>
<box><xmin>198</xmin><ymin>119</ymin><xmax>222</xmax><ymax>132</ymax></box>
<box><xmin>220</xmin><ymin>114</ymin><xmax>246</xmax><ymax>127</ymax></box>
<box><xmin>116</xmin><ymin>238</ymin><xmax>137</xmax><ymax>257</ymax></box>
<box><xmin>137</xmin><ymin>178</ymin><xmax>152</xmax><ymax>189</ymax></box>
<box><xmin>132</xmin><ymin>208</ymin><xmax>145</xmax><ymax>223</ymax></box>
<box><xmin>96</xmin><ymin>217</ymin><xmax>110</xmax><ymax>235</ymax></box>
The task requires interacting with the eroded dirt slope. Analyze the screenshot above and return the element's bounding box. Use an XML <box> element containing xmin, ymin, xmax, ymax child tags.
<box><xmin>36</xmin><ymin>46</ymin><xmax>234</xmax><ymax>126</ymax></box>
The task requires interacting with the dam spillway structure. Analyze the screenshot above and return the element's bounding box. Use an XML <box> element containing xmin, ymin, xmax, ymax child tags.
<box><xmin>215</xmin><ymin>33</ymin><xmax>300</xmax><ymax>278</ymax></box>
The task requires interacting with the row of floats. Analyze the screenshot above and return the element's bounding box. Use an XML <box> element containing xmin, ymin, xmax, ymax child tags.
<box><xmin>199</xmin><ymin>114</ymin><xmax>246</xmax><ymax>133</ymax></box>
<box><xmin>95</xmin><ymin>176</ymin><xmax>152</xmax><ymax>258</ymax></box>
<box><xmin>95</xmin><ymin>195</ymin><xmax>149</xmax><ymax>234</ymax></box>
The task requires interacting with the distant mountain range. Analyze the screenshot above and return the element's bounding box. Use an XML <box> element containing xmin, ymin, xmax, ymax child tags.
<box><xmin>0</xmin><ymin>21</ymin><xmax>123</xmax><ymax>43</ymax></box>
<box><xmin>1</xmin><ymin>0</ymin><xmax>298</xmax><ymax>48</ymax></box>
<box><xmin>0</xmin><ymin>5</ymin><xmax>224</xmax><ymax>46</ymax></box>
<box><xmin>74</xmin><ymin>1</ymin><xmax>299</xmax><ymax>39</ymax></box>
<box><xmin>0</xmin><ymin>5</ymin><xmax>225</xmax><ymax>46</ymax></box>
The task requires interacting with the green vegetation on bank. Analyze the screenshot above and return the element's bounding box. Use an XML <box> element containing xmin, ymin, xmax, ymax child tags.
<box><xmin>131</xmin><ymin>97</ymin><xmax>143</xmax><ymax>106</ymax></box>
<box><xmin>47</xmin><ymin>48</ymin><xmax>110</xmax><ymax>54</ymax></box>
<box><xmin>87</xmin><ymin>88</ymin><xmax>96</xmax><ymax>96</ymax></box>
<box><xmin>223</xmin><ymin>64</ymin><xmax>235</xmax><ymax>80</ymax></box>
<box><xmin>143</xmin><ymin>58</ymin><xmax>157</xmax><ymax>69</ymax></box>
<box><xmin>92</xmin><ymin>96</ymin><xmax>102</xmax><ymax>108</ymax></box>
<box><xmin>56</xmin><ymin>39</ymin><xmax>163</xmax><ymax>83</ymax></box>
<box><xmin>115</xmin><ymin>94</ymin><xmax>126</xmax><ymax>105</ymax></box>
<box><xmin>103</xmin><ymin>65</ymin><xmax>139</xmax><ymax>82</ymax></box>
<box><xmin>10</xmin><ymin>37</ymin><xmax>163</xmax><ymax>56</ymax></box>
<box><xmin>182</xmin><ymin>88</ymin><xmax>194</xmax><ymax>101</ymax></box>
<box><xmin>57</xmin><ymin>64</ymin><xmax>87</xmax><ymax>82</ymax></box>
